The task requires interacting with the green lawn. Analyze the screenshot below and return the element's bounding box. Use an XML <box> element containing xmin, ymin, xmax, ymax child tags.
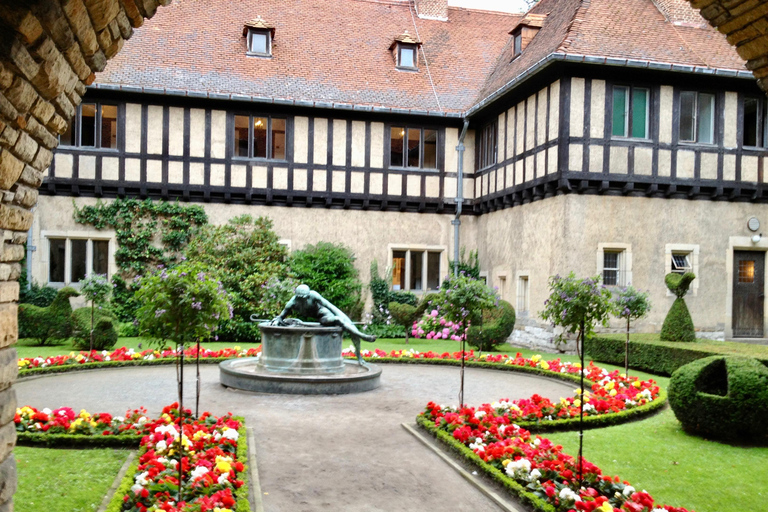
<box><xmin>15</xmin><ymin>446</ymin><xmax>130</xmax><ymax>512</ymax></box>
<box><xmin>599</xmin><ymin>332</ymin><xmax>768</xmax><ymax>359</ymax></box>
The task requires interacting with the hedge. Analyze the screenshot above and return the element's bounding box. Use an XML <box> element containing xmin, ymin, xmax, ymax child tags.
<box><xmin>416</xmin><ymin>415</ymin><xmax>556</xmax><ymax>512</ymax></box>
<box><xmin>585</xmin><ymin>335</ymin><xmax>768</xmax><ymax>377</ymax></box>
<box><xmin>104</xmin><ymin>418</ymin><xmax>252</xmax><ymax>512</ymax></box>
<box><xmin>16</xmin><ymin>431</ymin><xmax>142</xmax><ymax>448</ymax></box>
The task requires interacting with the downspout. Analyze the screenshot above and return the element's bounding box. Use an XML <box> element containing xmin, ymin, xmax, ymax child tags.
<box><xmin>25</xmin><ymin>208</ymin><xmax>35</xmax><ymax>291</ymax></box>
<box><xmin>453</xmin><ymin>119</ymin><xmax>469</xmax><ymax>277</ymax></box>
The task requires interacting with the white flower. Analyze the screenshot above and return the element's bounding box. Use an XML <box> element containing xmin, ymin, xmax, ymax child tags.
<box><xmin>505</xmin><ymin>458</ymin><xmax>532</xmax><ymax>478</ymax></box>
<box><xmin>190</xmin><ymin>466</ymin><xmax>209</xmax><ymax>479</ymax></box>
<box><xmin>130</xmin><ymin>484</ymin><xmax>143</xmax><ymax>495</ymax></box>
<box><xmin>559</xmin><ymin>487</ymin><xmax>581</xmax><ymax>502</ymax></box>
<box><xmin>114</xmin><ymin>416</ymin><xmax>125</xmax><ymax>423</ymax></box>
<box><xmin>474</xmin><ymin>411</ymin><xmax>486</xmax><ymax>420</ymax></box>
<box><xmin>42</xmin><ymin>408</ymin><xmax>51</xmax><ymax>415</ymax></box>
<box><xmin>529</xmin><ymin>469</ymin><xmax>541</xmax><ymax>481</ymax></box>
<box><xmin>469</xmin><ymin>439</ymin><xmax>486</xmax><ymax>452</ymax></box>
<box><xmin>155</xmin><ymin>440</ymin><xmax>167</xmax><ymax>452</ymax></box>
<box><xmin>623</xmin><ymin>485</ymin><xmax>635</xmax><ymax>497</ymax></box>
<box><xmin>222</xmin><ymin>428</ymin><xmax>239</xmax><ymax>441</ymax></box>
<box><xmin>217</xmin><ymin>474</ymin><xmax>229</xmax><ymax>485</ymax></box>
<box><xmin>134</xmin><ymin>471</ymin><xmax>150</xmax><ymax>486</ymax></box>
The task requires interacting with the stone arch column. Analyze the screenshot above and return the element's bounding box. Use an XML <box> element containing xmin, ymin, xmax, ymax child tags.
<box><xmin>0</xmin><ymin>1</ymin><xmax>169</xmax><ymax>509</ymax></box>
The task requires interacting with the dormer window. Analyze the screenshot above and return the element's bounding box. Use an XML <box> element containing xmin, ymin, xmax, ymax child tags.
<box><xmin>391</xmin><ymin>31</ymin><xmax>422</xmax><ymax>71</ymax></box>
<box><xmin>509</xmin><ymin>13</ymin><xmax>547</xmax><ymax>61</ymax></box>
<box><xmin>243</xmin><ymin>16</ymin><xmax>275</xmax><ymax>57</ymax></box>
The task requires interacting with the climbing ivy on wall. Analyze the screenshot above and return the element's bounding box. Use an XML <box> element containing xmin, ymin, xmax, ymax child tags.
<box><xmin>73</xmin><ymin>198</ymin><xmax>208</xmax><ymax>276</ymax></box>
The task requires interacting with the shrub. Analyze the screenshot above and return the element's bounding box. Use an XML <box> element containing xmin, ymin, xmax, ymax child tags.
<box><xmin>668</xmin><ymin>356</ymin><xmax>768</xmax><ymax>444</ymax></box>
<box><xmin>660</xmin><ymin>272</ymin><xmax>696</xmax><ymax>342</ymax></box>
<box><xmin>18</xmin><ymin>287</ymin><xmax>79</xmax><ymax>345</ymax></box>
<box><xmin>19</xmin><ymin>282</ymin><xmax>58</xmax><ymax>307</ymax></box>
<box><xmin>466</xmin><ymin>300</ymin><xmax>516</xmax><ymax>351</ymax></box>
<box><xmin>611</xmin><ymin>286</ymin><xmax>651</xmax><ymax>375</ymax></box>
<box><xmin>216</xmin><ymin>319</ymin><xmax>262</xmax><ymax>343</ymax></box>
<box><xmin>185</xmin><ymin>215</ymin><xmax>290</xmax><ymax>324</ymax></box>
<box><xmin>361</xmin><ymin>322</ymin><xmax>405</xmax><ymax>338</ymax></box>
<box><xmin>117</xmin><ymin>321</ymin><xmax>139</xmax><ymax>338</ymax></box>
<box><xmin>389</xmin><ymin>290</ymin><xmax>418</xmax><ymax>306</ymax></box>
<box><xmin>369</xmin><ymin>260</ymin><xmax>390</xmax><ymax>324</ymax></box>
<box><xmin>290</xmin><ymin>241</ymin><xmax>363</xmax><ymax>319</ymax></box>
<box><xmin>388</xmin><ymin>301</ymin><xmax>421</xmax><ymax>342</ymax></box>
<box><xmin>110</xmin><ymin>275</ymin><xmax>140</xmax><ymax>323</ymax></box>
<box><xmin>448</xmin><ymin>247</ymin><xmax>480</xmax><ymax>280</ymax></box>
<box><xmin>71</xmin><ymin>308</ymin><xmax>118</xmax><ymax>351</ymax></box>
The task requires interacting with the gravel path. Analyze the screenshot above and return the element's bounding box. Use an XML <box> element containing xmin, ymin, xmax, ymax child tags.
<box><xmin>15</xmin><ymin>363</ymin><xmax>574</xmax><ymax>512</ymax></box>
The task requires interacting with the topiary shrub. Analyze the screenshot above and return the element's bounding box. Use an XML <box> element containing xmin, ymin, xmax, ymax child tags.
<box><xmin>18</xmin><ymin>287</ymin><xmax>79</xmax><ymax>345</ymax></box>
<box><xmin>388</xmin><ymin>290</ymin><xmax>418</xmax><ymax>307</ymax></box>
<box><xmin>466</xmin><ymin>300</ymin><xmax>516</xmax><ymax>351</ymax></box>
<box><xmin>660</xmin><ymin>272</ymin><xmax>696</xmax><ymax>342</ymax></box>
<box><xmin>71</xmin><ymin>308</ymin><xmax>118</xmax><ymax>351</ymax></box>
<box><xmin>20</xmin><ymin>282</ymin><xmax>58</xmax><ymax>308</ymax></box>
<box><xmin>668</xmin><ymin>355</ymin><xmax>768</xmax><ymax>444</ymax></box>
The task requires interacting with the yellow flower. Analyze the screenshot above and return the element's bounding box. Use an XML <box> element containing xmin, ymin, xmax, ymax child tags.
<box><xmin>597</xmin><ymin>502</ymin><xmax>613</xmax><ymax>512</ymax></box>
<box><xmin>234</xmin><ymin>346</ymin><xmax>241</xmax><ymax>351</ymax></box>
<box><xmin>573</xmin><ymin>399</ymin><xmax>581</xmax><ymax>408</ymax></box>
<box><xmin>531</xmin><ymin>355</ymin><xmax>541</xmax><ymax>363</ymax></box>
<box><xmin>539</xmin><ymin>361</ymin><xmax>550</xmax><ymax>370</ymax></box>
<box><xmin>18</xmin><ymin>360</ymin><xmax>30</xmax><ymax>368</ymax></box>
<box><xmin>79</xmin><ymin>410</ymin><xmax>91</xmax><ymax>420</ymax></box>
<box><xmin>215</xmin><ymin>455</ymin><xmax>233</xmax><ymax>473</ymax></box>
<box><xmin>502</xmin><ymin>459</ymin><xmax>511</xmax><ymax>467</ymax></box>
<box><xmin>606</xmin><ymin>381</ymin><xmax>615</xmax><ymax>390</ymax></box>
<box><xmin>609</xmin><ymin>389</ymin><xmax>617</xmax><ymax>397</ymax></box>
<box><xmin>632</xmin><ymin>380</ymin><xmax>641</xmax><ymax>388</ymax></box>
<box><xmin>213</xmin><ymin>508</ymin><xmax>233</xmax><ymax>512</ymax></box>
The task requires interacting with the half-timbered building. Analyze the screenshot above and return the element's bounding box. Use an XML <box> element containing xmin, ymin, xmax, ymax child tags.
<box><xmin>29</xmin><ymin>0</ymin><xmax>768</xmax><ymax>343</ymax></box>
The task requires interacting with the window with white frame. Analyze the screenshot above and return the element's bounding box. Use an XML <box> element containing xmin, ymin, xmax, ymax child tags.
<box><xmin>671</xmin><ymin>253</ymin><xmax>692</xmax><ymax>274</ymax></box>
<box><xmin>48</xmin><ymin>237</ymin><xmax>111</xmax><ymax>285</ymax></box>
<box><xmin>597</xmin><ymin>243</ymin><xmax>631</xmax><ymax>287</ymax></box>
<box><xmin>391</xmin><ymin>248</ymin><xmax>443</xmax><ymax>292</ymax></box>
<box><xmin>665</xmin><ymin>244</ymin><xmax>699</xmax><ymax>295</ymax></box>
<box><xmin>517</xmin><ymin>275</ymin><xmax>529</xmax><ymax>314</ymax></box>
<box><xmin>679</xmin><ymin>91</ymin><xmax>715</xmax><ymax>144</ymax></box>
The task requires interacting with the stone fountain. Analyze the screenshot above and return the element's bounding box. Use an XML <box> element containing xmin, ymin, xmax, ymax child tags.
<box><xmin>219</xmin><ymin>285</ymin><xmax>381</xmax><ymax>394</ymax></box>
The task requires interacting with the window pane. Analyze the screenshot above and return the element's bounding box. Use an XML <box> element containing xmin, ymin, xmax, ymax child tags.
<box><xmin>410</xmin><ymin>251</ymin><xmax>424</xmax><ymax>290</ymax></box>
<box><xmin>101</xmin><ymin>105</ymin><xmax>118</xmax><ymax>148</ymax></box>
<box><xmin>71</xmin><ymin>240</ymin><xmax>87</xmax><ymax>283</ymax></box>
<box><xmin>49</xmin><ymin>239</ymin><xmax>66</xmax><ymax>282</ymax></box>
<box><xmin>603</xmin><ymin>251</ymin><xmax>620</xmax><ymax>286</ymax></box>
<box><xmin>612</xmin><ymin>86</ymin><xmax>628</xmax><ymax>137</ymax></box>
<box><xmin>390</xmin><ymin>127</ymin><xmax>404</xmax><ymax>167</ymax></box>
<box><xmin>698</xmin><ymin>93</ymin><xmax>715</xmax><ymax>144</ymax></box>
<box><xmin>513</xmin><ymin>34</ymin><xmax>522</xmax><ymax>56</ymax></box>
<box><xmin>81</xmin><ymin>103</ymin><xmax>97</xmax><ymax>147</ymax></box>
<box><xmin>249</xmin><ymin>32</ymin><xmax>268</xmax><ymax>54</ymax></box>
<box><xmin>392</xmin><ymin>251</ymin><xmax>406</xmax><ymax>290</ymax></box>
<box><xmin>60</xmin><ymin>119</ymin><xmax>74</xmax><ymax>146</ymax></box>
<box><xmin>679</xmin><ymin>91</ymin><xmax>696</xmax><ymax>142</ymax></box>
<box><xmin>93</xmin><ymin>240</ymin><xmax>109</xmax><ymax>275</ymax></box>
<box><xmin>631</xmin><ymin>88</ymin><xmax>648</xmax><ymax>138</ymax></box>
<box><xmin>423</xmin><ymin>129</ymin><xmax>437</xmax><ymax>168</ymax></box>
<box><xmin>400</xmin><ymin>47</ymin><xmax>415</xmax><ymax>68</ymax></box>
<box><xmin>253</xmin><ymin>117</ymin><xmax>267</xmax><ymax>158</ymax></box>
<box><xmin>271</xmin><ymin>118</ymin><xmax>286</xmax><ymax>160</ymax></box>
<box><xmin>407</xmin><ymin>128</ymin><xmax>420</xmax><ymax>167</ymax></box>
<box><xmin>744</xmin><ymin>98</ymin><xmax>759</xmax><ymax>147</ymax></box>
<box><xmin>234</xmin><ymin>115</ymin><xmax>250</xmax><ymax>157</ymax></box>
<box><xmin>427</xmin><ymin>252</ymin><xmax>440</xmax><ymax>290</ymax></box>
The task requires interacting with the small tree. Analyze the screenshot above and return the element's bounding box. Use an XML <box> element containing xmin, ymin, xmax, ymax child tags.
<box><xmin>435</xmin><ymin>273</ymin><xmax>498</xmax><ymax>340</ymax></box>
<box><xmin>79</xmin><ymin>274</ymin><xmax>112</xmax><ymax>352</ymax></box>
<box><xmin>611</xmin><ymin>286</ymin><xmax>651</xmax><ymax>376</ymax></box>
<box><xmin>135</xmin><ymin>262</ymin><xmax>230</xmax><ymax>501</ymax></box>
<box><xmin>540</xmin><ymin>273</ymin><xmax>612</xmax><ymax>486</ymax></box>
<box><xmin>660</xmin><ymin>272</ymin><xmax>696</xmax><ymax>342</ymax></box>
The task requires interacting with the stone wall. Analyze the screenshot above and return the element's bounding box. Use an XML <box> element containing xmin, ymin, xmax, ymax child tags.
<box><xmin>0</xmin><ymin>1</ymin><xmax>169</xmax><ymax>509</ymax></box>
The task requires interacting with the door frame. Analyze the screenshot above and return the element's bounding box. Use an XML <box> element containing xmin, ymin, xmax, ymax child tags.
<box><xmin>725</xmin><ymin>236</ymin><xmax>768</xmax><ymax>339</ymax></box>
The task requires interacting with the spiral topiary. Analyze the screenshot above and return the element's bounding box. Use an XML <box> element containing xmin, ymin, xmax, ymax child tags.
<box><xmin>660</xmin><ymin>272</ymin><xmax>696</xmax><ymax>342</ymax></box>
<box><xmin>466</xmin><ymin>300</ymin><xmax>517</xmax><ymax>351</ymax></box>
<box><xmin>668</xmin><ymin>355</ymin><xmax>768</xmax><ymax>444</ymax></box>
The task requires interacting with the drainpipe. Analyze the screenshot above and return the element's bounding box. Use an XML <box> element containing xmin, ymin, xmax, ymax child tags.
<box><xmin>25</xmin><ymin>208</ymin><xmax>35</xmax><ymax>291</ymax></box>
<box><xmin>452</xmin><ymin>119</ymin><xmax>469</xmax><ymax>277</ymax></box>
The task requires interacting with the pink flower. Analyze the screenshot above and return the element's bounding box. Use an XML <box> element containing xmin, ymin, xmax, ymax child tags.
<box><xmin>431</xmin><ymin>309</ymin><xmax>439</xmax><ymax>317</ymax></box>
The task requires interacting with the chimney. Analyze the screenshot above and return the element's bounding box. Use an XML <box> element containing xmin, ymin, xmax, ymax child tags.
<box><xmin>652</xmin><ymin>0</ymin><xmax>709</xmax><ymax>28</ymax></box>
<box><xmin>414</xmin><ymin>0</ymin><xmax>448</xmax><ymax>21</ymax></box>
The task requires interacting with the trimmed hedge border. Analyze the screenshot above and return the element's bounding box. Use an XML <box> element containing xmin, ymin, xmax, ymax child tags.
<box><xmin>19</xmin><ymin>354</ymin><xmax>666</xmax><ymax>433</ymax></box>
<box><xmin>104</xmin><ymin>418</ymin><xmax>251</xmax><ymax>512</ymax></box>
<box><xmin>585</xmin><ymin>336</ymin><xmax>768</xmax><ymax>376</ymax></box>
<box><xmin>416</xmin><ymin>414</ymin><xmax>556</xmax><ymax>512</ymax></box>
<box><xmin>16</xmin><ymin>431</ymin><xmax>142</xmax><ymax>448</ymax></box>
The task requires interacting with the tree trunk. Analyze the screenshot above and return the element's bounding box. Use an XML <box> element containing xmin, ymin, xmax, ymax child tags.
<box><xmin>89</xmin><ymin>301</ymin><xmax>94</xmax><ymax>352</ymax></box>
<box><xmin>625</xmin><ymin>317</ymin><xmax>630</xmax><ymax>377</ymax></box>
<box><xmin>578</xmin><ymin>320</ymin><xmax>585</xmax><ymax>489</ymax></box>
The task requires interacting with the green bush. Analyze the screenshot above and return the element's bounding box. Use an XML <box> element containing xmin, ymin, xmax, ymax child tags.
<box><xmin>361</xmin><ymin>322</ymin><xmax>405</xmax><ymax>338</ymax></box>
<box><xmin>290</xmin><ymin>241</ymin><xmax>363</xmax><ymax>319</ymax></box>
<box><xmin>71</xmin><ymin>307</ymin><xmax>118</xmax><ymax>351</ymax></box>
<box><xmin>388</xmin><ymin>290</ymin><xmax>418</xmax><ymax>306</ymax></box>
<box><xmin>660</xmin><ymin>272</ymin><xmax>696</xmax><ymax>342</ymax></box>
<box><xmin>216</xmin><ymin>319</ymin><xmax>262</xmax><ymax>343</ymax></box>
<box><xmin>466</xmin><ymin>300</ymin><xmax>516</xmax><ymax>351</ymax></box>
<box><xmin>18</xmin><ymin>287</ymin><xmax>79</xmax><ymax>345</ymax></box>
<box><xmin>660</xmin><ymin>298</ymin><xmax>695</xmax><ymax>342</ymax></box>
<box><xmin>19</xmin><ymin>282</ymin><xmax>58</xmax><ymax>308</ymax></box>
<box><xmin>388</xmin><ymin>301</ymin><xmax>420</xmax><ymax>341</ymax></box>
<box><xmin>117</xmin><ymin>321</ymin><xmax>139</xmax><ymax>337</ymax></box>
<box><xmin>110</xmin><ymin>275</ymin><xmax>140</xmax><ymax>323</ymax></box>
<box><xmin>668</xmin><ymin>356</ymin><xmax>768</xmax><ymax>444</ymax></box>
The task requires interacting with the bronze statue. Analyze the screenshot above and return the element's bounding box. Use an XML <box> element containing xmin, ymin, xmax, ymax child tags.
<box><xmin>271</xmin><ymin>284</ymin><xmax>376</xmax><ymax>363</ymax></box>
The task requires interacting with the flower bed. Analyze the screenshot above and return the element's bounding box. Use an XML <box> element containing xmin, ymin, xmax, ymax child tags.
<box><xmin>17</xmin><ymin>403</ymin><xmax>250</xmax><ymax>512</ymax></box>
<box><xmin>417</xmin><ymin>408</ymin><xmax>691</xmax><ymax>512</ymax></box>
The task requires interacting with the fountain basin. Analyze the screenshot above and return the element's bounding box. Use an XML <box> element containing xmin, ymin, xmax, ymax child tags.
<box><xmin>258</xmin><ymin>324</ymin><xmax>344</xmax><ymax>374</ymax></box>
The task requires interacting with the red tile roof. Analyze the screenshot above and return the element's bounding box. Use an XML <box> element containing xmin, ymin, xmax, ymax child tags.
<box><xmin>96</xmin><ymin>0</ymin><xmax>749</xmax><ymax>116</ymax></box>
<box><xmin>96</xmin><ymin>0</ymin><xmax>517</xmax><ymax>114</ymax></box>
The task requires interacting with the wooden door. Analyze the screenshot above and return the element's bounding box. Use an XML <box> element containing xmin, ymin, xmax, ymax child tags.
<box><xmin>733</xmin><ymin>251</ymin><xmax>765</xmax><ymax>337</ymax></box>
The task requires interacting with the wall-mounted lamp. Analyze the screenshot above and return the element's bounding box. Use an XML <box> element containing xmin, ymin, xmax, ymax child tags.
<box><xmin>752</xmin><ymin>233</ymin><xmax>762</xmax><ymax>244</ymax></box>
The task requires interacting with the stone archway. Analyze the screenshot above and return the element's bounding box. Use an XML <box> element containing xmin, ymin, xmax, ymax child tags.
<box><xmin>0</xmin><ymin>0</ymin><xmax>767</xmax><ymax>508</ymax></box>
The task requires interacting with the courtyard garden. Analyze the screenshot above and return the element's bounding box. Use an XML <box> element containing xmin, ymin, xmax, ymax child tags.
<box><xmin>12</xmin><ymin>203</ymin><xmax>768</xmax><ymax>511</ymax></box>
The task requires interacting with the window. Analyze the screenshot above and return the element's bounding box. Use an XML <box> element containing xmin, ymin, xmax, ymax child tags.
<box><xmin>390</xmin><ymin>127</ymin><xmax>438</xmax><ymax>169</ymax></box>
<box><xmin>48</xmin><ymin>237</ymin><xmax>110</xmax><ymax>285</ymax></box>
<box><xmin>665</xmin><ymin>244</ymin><xmax>699</xmax><ymax>296</ymax></box>
<box><xmin>517</xmin><ymin>275</ymin><xmax>529</xmax><ymax>314</ymax></box>
<box><xmin>671</xmin><ymin>253</ymin><xmax>692</xmax><ymax>274</ymax></box>
<box><xmin>597</xmin><ymin>243</ymin><xmax>631</xmax><ymax>287</ymax></box>
<box><xmin>391</xmin><ymin>248</ymin><xmax>442</xmax><ymax>292</ymax></box>
<box><xmin>512</xmin><ymin>30</ymin><xmax>522</xmax><ymax>59</ymax></box>
<box><xmin>247</xmin><ymin>30</ymin><xmax>271</xmax><ymax>56</ymax></box>
<box><xmin>679</xmin><ymin>91</ymin><xmax>715</xmax><ymax>144</ymax></box>
<box><xmin>233</xmin><ymin>115</ymin><xmax>286</xmax><ymax>160</ymax></box>
<box><xmin>478</xmin><ymin>121</ymin><xmax>497</xmax><ymax>169</ymax></box>
<box><xmin>60</xmin><ymin>103</ymin><xmax>118</xmax><ymax>149</ymax></box>
<box><xmin>602</xmin><ymin>251</ymin><xmax>623</xmax><ymax>286</ymax></box>
<box><xmin>742</xmin><ymin>96</ymin><xmax>768</xmax><ymax>148</ymax></box>
<box><xmin>612</xmin><ymin>86</ymin><xmax>649</xmax><ymax>139</ymax></box>
<box><xmin>398</xmin><ymin>45</ymin><xmax>417</xmax><ymax>69</ymax></box>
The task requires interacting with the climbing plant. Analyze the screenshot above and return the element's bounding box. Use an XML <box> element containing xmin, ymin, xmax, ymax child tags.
<box><xmin>73</xmin><ymin>198</ymin><xmax>208</xmax><ymax>276</ymax></box>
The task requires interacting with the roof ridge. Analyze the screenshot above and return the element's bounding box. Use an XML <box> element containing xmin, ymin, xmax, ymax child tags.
<box><xmin>557</xmin><ymin>0</ymin><xmax>590</xmax><ymax>53</ymax></box>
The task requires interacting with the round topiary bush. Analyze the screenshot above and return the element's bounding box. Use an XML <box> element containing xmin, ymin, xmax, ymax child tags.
<box><xmin>71</xmin><ymin>307</ymin><xmax>118</xmax><ymax>351</ymax></box>
<box><xmin>466</xmin><ymin>300</ymin><xmax>516</xmax><ymax>351</ymax></box>
<box><xmin>668</xmin><ymin>355</ymin><xmax>768</xmax><ymax>444</ymax></box>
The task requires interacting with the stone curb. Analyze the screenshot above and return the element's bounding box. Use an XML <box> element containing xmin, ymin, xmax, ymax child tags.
<box><xmin>247</xmin><ymin>427</ymin><xmax>264</xmax><ymax>512</ymax></box>
<box><xmin>401</xmin><ymin>423</ymin><xmax>524</xmax><ymax>512</ymax></box>
<box><xmin>97</xmin><ymin>450</ymin><xmax>136</xmax><ymax>512</ymax></box>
